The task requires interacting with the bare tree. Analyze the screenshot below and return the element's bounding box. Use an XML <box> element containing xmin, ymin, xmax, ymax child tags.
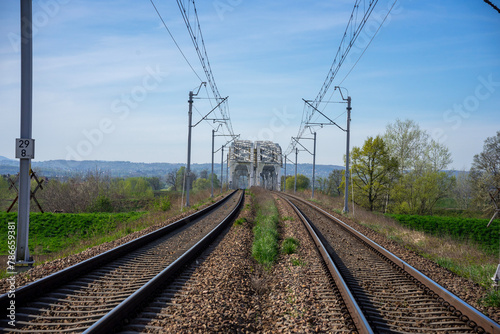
<box><xmin>384</xmin><ymin>119</ymin><xmax>428</xmax><ymax>172</ymax></box>
<box><xmin>326</xmin><ymin>169</ymin><xmax>343</xmax><ymax>196</ymax></box>
<box><xmin>165</xmin><ymin>170</ymin><xmax>178</xmax><ymax>191</ymax></box>
<box><xmin>453</xmin><ymin>171</ymin><xmax>473</xmax><ymax>210</ymax></box>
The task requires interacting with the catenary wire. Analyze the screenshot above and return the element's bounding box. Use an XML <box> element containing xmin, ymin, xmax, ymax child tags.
<box><xmin>339</xmin><ymin>0</ymin><xmax>399</xmax><ymax>86</ymax></box>
<box><xmin>176</xmin><ymin>0</ymin><xmax>235</xmax><ymax>137</ymax></box>
<box><xmin>149</xmin><ymin>0</ymin><xmax>203</xmax><ymax>82</ymax></box>
<box><xmin>484</xmin><ymin>0</ymin><xmax>500</xmax><ymax>13</ymax></box>
<box><xmin>285</xmin><ymin>0</ymin><xmax>380</xmax><ymax>155</ymax></box>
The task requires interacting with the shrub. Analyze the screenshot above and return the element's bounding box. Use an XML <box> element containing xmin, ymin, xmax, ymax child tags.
<box><xmin>89</xmin><ymin>195</ymin><xmax>114</xmax><ymax>213</ymax></box>
<box><xmin>387</xmin><ymin>214</ymin><xmax>499</xmax><ymax>255</ymax></box>
<box><xmin>153</xmin><ymin>196</ymin><xmax>171</xmax><ymax>212</ymax></box>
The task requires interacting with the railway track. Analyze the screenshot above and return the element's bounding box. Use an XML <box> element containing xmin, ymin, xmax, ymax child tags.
<box><xmin>0</xmin><ymin>190</ymin><xmax>244</xmax><ymax>333</ymax></box>
<box><xmin>279</xmin><ymin>192</ymin><xmax>500</xmax><ymax>334</ymax></box>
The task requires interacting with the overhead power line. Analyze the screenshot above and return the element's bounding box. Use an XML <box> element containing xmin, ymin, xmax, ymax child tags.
<box><xmin>286</xmin><ymin>0</ymin><xmax>382</xmax><ymax>155</ymax></box>
<box><xmin>176</xmin><ymin>0</ymin><xmax>235</xmax><ymax>137</ymax></box>
<box><xmin>313</xmin><ymin>0</ymin><xmax>380</xmax><ymax>109</ymax></box>
<box><xmin>484</xmin><ymin>0</ymin><xmax>500</xmax><ymax>14</ymax></box>
<box><xmin>149</xmin><ymin>0</ymin><xmax>203</xmax><ymax>82</ymax></box>
<box><xmin>339</xmin><ymin>0</ymin><xmax>399</xmax><ymax>86</ymax></box>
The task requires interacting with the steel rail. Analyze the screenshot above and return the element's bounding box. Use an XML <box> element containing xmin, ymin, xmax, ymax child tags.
<box><xmin>279</xmin><ymin>194</ymin><xmax>373</xmax><ymax>334</ymax></box>
<box><xmin>84</xmin><ymin>190</ymin><xmax>244</xmax><ymax>333</ymax></box>
<box><xmin>283</xmin><ymin>193</ymin><xmax>500</xmax><ymax>334</ymax></box>
<box><xmin>0</xmin><ymin>190</ymin><xmax>238</xmax><ymax>310</ymax></box>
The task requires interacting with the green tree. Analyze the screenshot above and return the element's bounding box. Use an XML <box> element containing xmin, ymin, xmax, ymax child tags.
<box><xmin>285</xmin><ymin>174</ymin><xmax>310</xmax><ymax>191</ymax></box>
<box><xmin>199</xmin><ymin>169</ymin><xmax>209</xmax><ymax>180</ymax></box>
<box><xmin>383</xmin><ymin>119</ymin><xmax>454</xmax><ymax>214</ymax></box>
<box><xmin>452</xmin><ymin>171</ymin><xmax>473</xmax><ymax>210</ymax></box>
<box><xmin>315</xmin><ymin>177</ymin><xmax>327</xmax><ymax>193</ymax></box>
<box><xmin>165</xmin><ymin>170</ymin><xmax>178</xmax><ymax>191</ymax></box>
<box><xmin>0</xmin><ymin>176</ymin><xmax>10</xmax><ymax>198</ymax></box>
<box><xmin>208</xmin><ymin>173</ymin><xmax>220</xmax><ymax>189</ymax></box>
<box><xmin>349</xmin><ymin>136</ymin><xmax>398</xmax><ymax>211</ymax></box>
<box><xmin>470</xmin><ymin>131</ymin><xmax>500</xmax><ymax>215</ymax></box>
<box><xmin>122</xmin><ymin>177</ymin><xmax>153</xmax><ymax>198</ymax></box>
<box><xmin>175</xmin><ymin>167</ymin><xmax>186</xmax><ymax>192</ymax></box>
<box><xmin>391</xmin><ymin>170</ymin><xmax>455</xmax><ymax>214</ymax></box>
<box><xmin>193</xmin><ymin>178</ymin><xmax>210</xmax><ymax>191</ymax></box>
<box><xmin>383</xmin><ymin>119</ymin><xmax>452</xmax><ymax>172</ymax></box>
<box><xmin>384</xmin><ymin>119</ymin><xmax>428</xmax><ymax>172</ymax></box>
<box><xmin>326</xmin><ymin>169</ymin><xmax>343</xmax><ymax>196</ymax></box>
<box><xmin>145</xmin><ymin>177</ymin><xmax>161</xmax><ymax>191</ymax></box>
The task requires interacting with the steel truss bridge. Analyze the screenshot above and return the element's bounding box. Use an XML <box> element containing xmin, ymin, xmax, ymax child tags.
<box><xmin>228</xmin><ymin>140</ymin><xmax>282</xmax><ymax>190</ymax></box>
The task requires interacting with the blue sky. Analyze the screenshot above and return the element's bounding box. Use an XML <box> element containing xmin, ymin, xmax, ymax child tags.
<box><xmin>1</xmin><ymin>0</ymin><xmax>499</xmax><ymax>170</ymax></box>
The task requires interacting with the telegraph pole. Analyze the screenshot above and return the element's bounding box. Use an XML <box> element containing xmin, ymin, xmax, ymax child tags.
<box><xmin>312</xmin><ymin>132</ymin><xmax>317</xmax><ymax>199</ymax></box>
<box><xmin>343</xmin><ymin>96</ymin><xmax>351</xmax><ymax>213</ymax></box>
<box><xmin>220</xmin><ymin>145</ymin><xmax>224</xmax><ymax>193</ymax></box>
<box><xmin>211</xmin><ymin>129</ymin><xmax>215</xmax><ymax>198</ymax></box>
<box><xmin>332</xmin><ymin>87</ymin><xmax>352</xmax><ymax>213</ymax></box>
<box><xmin>226</xmin><ymin>153</ymin><xmax>229</xmax><ymax>190</ymax></box>
<box><xmin>186</xmin><ymin>90</ymin><xmax>194</xmax><ymax>207</ymax></box>
<box><xmin>16</xmin><ymin>0</ymin><xmax>35</xmax><ymax>270</ymax></box>
<box><xmin>185</xmin><ymin>82</ymin><xmax>205</xmax><ymax>207</ymax></box>
<box><xmin>294</xmin><ymin>148</ymin><xmax>298</xmax><ymax>193</ymax></box>
<box><xmin>284</xmin><ymin>155</ymin><xmax>286</xmax><ymax>191</ymax></box>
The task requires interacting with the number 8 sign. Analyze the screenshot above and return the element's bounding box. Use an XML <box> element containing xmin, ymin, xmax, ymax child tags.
<box><xmin>15</xmin><ymin>138</ymin><xmax>35</xmax><ymax>159</ymax></box>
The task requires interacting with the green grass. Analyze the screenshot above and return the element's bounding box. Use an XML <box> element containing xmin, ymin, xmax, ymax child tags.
<box><xmin>234</xmin><ymin>217</ymin><xmax>247</xmax><ymax>226</ymax></box>
<box><xmin>251</xmin><ymin>200</ymin><xmax>279</xmax><ymax>269</ymax></box>
<box><xmin>281</xmin><ymin>237</ymin><xmax>299</xmax><ymax>254</ymax></box>
<box><xmin>435</xmin><ymin>257</ymin><xmax>496</xmax><ymax>288</ymax></box>
<box><xmin>387</xmin><ymin>214</ymin><xmax>499</xmax><ymax>255</ymax></box>
<box><xmin>481</xmin><ymin>290</ymin><xmax>500</xmax><ymax>307</ymax></box>
<box><xmin>0</xmin><ymin>212</ymin><xmax>146</xmax><ymax>255</ymax></box>
<box><xmin>291</xmin><ymin>257</ymin><xmax>306</xmax><ymax>266</ymax></box>
<box><xmin>434</xmin><ymin>257</ymin><xmax>500</xmax><ymax>307</ymax></box>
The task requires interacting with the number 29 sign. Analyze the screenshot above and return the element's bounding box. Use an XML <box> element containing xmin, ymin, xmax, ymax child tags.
<box><xmin>15</xmin><ymin>138</ymin><xmax>35</xmax><ymax>159</ymax></box>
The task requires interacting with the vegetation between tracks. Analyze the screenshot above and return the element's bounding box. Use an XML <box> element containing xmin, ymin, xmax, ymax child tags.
<box><xmin>281</xmin><ymin>237</ymin><xmax>299</xmax><ymax>255</ymax></box>
<box><xmin>250</xmin><ymin>188</ymin><xmax>279</xmax><ymax>269</ymax></box>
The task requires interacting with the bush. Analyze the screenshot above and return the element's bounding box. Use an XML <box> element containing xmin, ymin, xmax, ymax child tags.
<box><xmin>151</xmin><ymin>196</ymin><xmax>171</xmax><ymax>212</ymax></box>
<box><xmin>89</xmin><ymin>195</ymin><xmax>114</xmax><ymax>212</ymax></box>
<box><xmin>387</xmin><ymin>214</ymin><xmax>499</xmax><ymax>255</ymax></box>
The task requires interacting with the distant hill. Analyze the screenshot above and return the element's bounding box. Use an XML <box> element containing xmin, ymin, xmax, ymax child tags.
<box><xmin>0</xmin><ymin>156</ymin><xmax>13</xmax><ymax>162</ymax></box>
<box><xmin>0</xmin><ymin>159</ymin><xmax>344</xmax><ymax>180</ymax></box>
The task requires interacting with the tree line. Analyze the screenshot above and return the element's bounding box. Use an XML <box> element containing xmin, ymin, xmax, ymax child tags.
<box><xmin>289</xmin><ymin>119</ymin><xmax>499</xmax><ymax>217</ymax></box>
